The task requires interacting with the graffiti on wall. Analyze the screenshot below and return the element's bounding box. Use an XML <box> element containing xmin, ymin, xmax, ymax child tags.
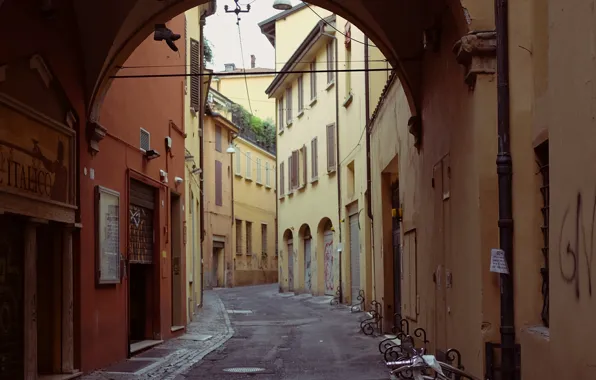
<box><xmin>324</xmin><ymin>239</ymin><xmax>334</xmax><ymax>293</ymax></box>
<box><xmin>558</xmin><ymin>191</ymin><xmax>596</xmax><ymax>299</ymax></box>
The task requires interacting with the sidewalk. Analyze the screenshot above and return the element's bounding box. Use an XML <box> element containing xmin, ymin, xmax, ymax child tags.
<box><xmin>81</xmin><ymin>291</ymin><xmax>234</xmax><ymax>380</ymax></box>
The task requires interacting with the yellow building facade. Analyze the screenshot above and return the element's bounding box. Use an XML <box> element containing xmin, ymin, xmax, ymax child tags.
<box><xmin>183</xmin><ymin>3</ymin><xmax>215</xmax><ymax>323</ymax></box>
<box><xmin>231</xmin><ymin>135</ymin><xmax>278</xmax><ymax>286</ymax></box>
<box><xmin>263</xmin><ymin>4</ymin><xmax>389</xmax><ymax>302</ymax></box>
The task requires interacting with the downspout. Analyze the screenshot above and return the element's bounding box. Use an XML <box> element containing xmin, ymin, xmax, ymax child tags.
<box><xmin>495</xmin><ymin>0</ymin><xmax>515</xmax><ymax>379</ymax></box>
<box><xmin>364</xmin><ymin>35</ymin><xmax>372</xmax><ymax>221</ymax></box>
<box><xmin>198</xmin><ymin>12</ymin><xmax>207</xmax><ymax>307</ymax></box>
<box><xmin>333</xmin><ymin>35</ymin><xmax>343</xmax><ymax>304</ymax></box>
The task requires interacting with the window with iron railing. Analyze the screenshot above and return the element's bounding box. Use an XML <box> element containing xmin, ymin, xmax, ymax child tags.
<box><xmin>536</xmin><ymin>140</ymin><xmax>549</xmax><ymax>327</ymax></box>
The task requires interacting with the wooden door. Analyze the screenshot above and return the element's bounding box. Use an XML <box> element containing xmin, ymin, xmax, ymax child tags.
<box><xmin>287</xmin><ymin>242</ymin><xmax>294</xmax><ymax>292</ymax></box>
<box><xmin>304</xmin><ymin>238</ymin><xmax>312</xmax><ymax>292</ymax></box>
<box><xmin>324</xmin><ymin>230</ymin><xmax>335</xmax><ymax>295</ymax></box>
<box><xmin>349</xmin><ymin>213</ymin><xmax>361</xmax><ymax>304</ymax></box>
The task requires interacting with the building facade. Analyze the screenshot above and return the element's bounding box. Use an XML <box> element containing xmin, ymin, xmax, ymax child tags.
<box><xmin>231</xmin><ymin>132</ymin><xmax>278</xmax><ymax>286</ymax></box>
<box><xmin>263</xmin><ymin>4</ymin><xmax>389</xmax><ymax>302</ymax></box>
<box><xmin>202</xmin><ymin>107</ymin><xmax>238</xmax><ymax>289</ymax></box>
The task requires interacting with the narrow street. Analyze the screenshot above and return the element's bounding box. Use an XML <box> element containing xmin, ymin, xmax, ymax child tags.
<box><xmin>83</xmin><ymin>284</ymin><xmax>388</xmax><ymax>380</ymax></box>
<box><xmin>185</xmin><ymin>284</ymin><xmax>388</xmax><ymax>380</ymax></box>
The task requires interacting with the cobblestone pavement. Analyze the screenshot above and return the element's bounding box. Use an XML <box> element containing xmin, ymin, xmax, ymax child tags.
<box><xmin>182</xmin><ymin>284</ymin><xmax>388</xmax><ymax>380</ymax></box>
<box><xmin>81</xmin><ymin>290</ymin><xmax>234</xmax><ymax>380</ymax></box>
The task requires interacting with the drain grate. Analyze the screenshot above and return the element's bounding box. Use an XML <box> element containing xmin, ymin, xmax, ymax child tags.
<box><xmin>223</xmin><ymin>367</ymin><xmax>266</xmax><ymax>373</ymax></box>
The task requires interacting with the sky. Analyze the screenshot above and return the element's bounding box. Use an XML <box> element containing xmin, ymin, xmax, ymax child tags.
<box><xmin>204</xmin><ymin>0</ymin><xmax>302</xmax><ymax>71</ymax></box>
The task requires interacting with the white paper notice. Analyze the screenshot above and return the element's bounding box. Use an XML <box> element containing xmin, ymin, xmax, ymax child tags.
<box><xmin>490</xmin><ymin>249</ymin><xmax>510</xmax><ymax>274</ymax></box>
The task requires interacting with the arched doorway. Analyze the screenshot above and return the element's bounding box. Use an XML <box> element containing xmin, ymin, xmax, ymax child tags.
<box><xmin>299</xmin><ymin>224</ymin><xmax>313</xmax><ymax>293</ymax></box>
<box><xmin>283</xmin><ymin>229</ymin><xmax>294</xmax><ymax>292</ymax></box>
<box><xmin>317</xmin><ymin>218</ymin><xmax>335</xmax><ymax>296</ymax></box>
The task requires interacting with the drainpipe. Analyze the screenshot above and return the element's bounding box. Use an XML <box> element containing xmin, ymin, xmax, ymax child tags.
<box><xmin>364</xmin><ymin>36</ymin><xmax>372</xmax><ymax>221</ymax></box>
<box><xmin>495</xmin><ymin>0</ymin><xmax>515</xmax><ymax>379</ymax></box>
<box><xmin>198</xmin><ymin>12</ymin><xmax>207</xmax><ymax>307</ymax></box>
<box><xmin>333</xmin><ymin>36</ymin><xmax>343</xmax><ymax>305</ymax></box>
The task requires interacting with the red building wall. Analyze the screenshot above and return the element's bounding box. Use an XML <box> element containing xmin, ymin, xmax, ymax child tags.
<box><xmin>77</xmin><ymin>15</ymin><xmax>187</xmax><ymax>371</ymax></box>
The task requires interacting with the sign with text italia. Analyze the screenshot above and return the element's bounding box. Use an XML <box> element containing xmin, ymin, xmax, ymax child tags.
<box><xmin>0</xmin><ymin>102</ymin><xmax>74</xmax><ymax>205</ymax></box>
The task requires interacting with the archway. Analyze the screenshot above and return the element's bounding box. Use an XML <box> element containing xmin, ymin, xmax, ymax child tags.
<box><xmin>283</xmin><ymin>228</ymin><xmax>295</xmax><ymax>292</ymax></box>
<box><xmin>317</xmin><ymin>218</ymin><xmax>335</xmax><ymax>296</ymax></box>
<box><xmin>298</xmin><ymin>224</ymin><xmax>313</xmax><ymax>293</ymax></box>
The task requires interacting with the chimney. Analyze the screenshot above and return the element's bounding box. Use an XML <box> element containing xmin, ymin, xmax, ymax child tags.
<box><xmin>250</xmin><ymin>55</ymin><xmax>256</xmax><ymax>69</ymax></box>
<box><xmin>224</xmin><ymin>63</ymin><xmax>236</xmax><ymax>72</ymax></box>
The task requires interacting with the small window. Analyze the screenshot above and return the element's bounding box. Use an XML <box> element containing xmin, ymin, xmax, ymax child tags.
<box><xmin>256</xmin><ymin>157</ymin><xmax>263</xmax><ymax>184</ymax></box>
<box><xmin>265</xmin><ymin>162</ymin><xmax>271</xmax><ymax>187</ymax></box>
<box><xmin>310</xmin><ymin>61</ymin><xmax>317</xmax><ymax>100</ymax></box>
<box><xmin>298</xmin><ymin>75</ymin><xmax>304</xmax><ymax>112</ymax></box>
<box><xmin>236</xmin><ymin>220</ymin><xmax>243</xmax><ymax>254</ymax></box>
<box><xmin>261</xmin><ymin>224</ymin><xmax>268</xmax><ymax>255</ymax></box>
<box><xmin>246</xmin><ymin>152</ymin><xmax>252</xmax><ymax>179</ymax></box>
<box><xmin>140</xmin><ymin>128</ymin><xmax>150</xmax><ymax>152</ymax></box>
<box><xmin>215</xmin><ymin>125</ymin><xmax>222</xmax><ymax>152</ymax></box>
<box><xmin>286</xmin><ymin>87</ymin><xmax>293</xmax><ymax>124</ymax></box>
<box><xmin>246</xmin><ymin>221</ymin><xmax>253</xmax><ymax>255</ymax></box>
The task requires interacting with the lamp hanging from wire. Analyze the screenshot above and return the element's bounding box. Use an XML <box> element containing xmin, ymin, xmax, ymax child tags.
<box><xmin>225</xmin><ymin>0</ymin><xmax>251</xmax><ymax>25</ymax></box>
<box><xmin>273</xmin><ymin>0</ymin><xmax>292</xmax><ymax>11</ymax></box>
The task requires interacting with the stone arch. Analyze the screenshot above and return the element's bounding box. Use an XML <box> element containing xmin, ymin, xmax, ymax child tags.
<box><xmin>316</xmin><ymin>217</ymin><xmax>335</xmax><ymax>296</ymax></box>
<box><xmin>298</xmin><ymin>224</ymin><xmax>313</xmax><ymax>293</ymax></box>
<box><xmin>87</xmin><ymin>0</ymin><xmax>434</xmax><ymax>122</ymax></box>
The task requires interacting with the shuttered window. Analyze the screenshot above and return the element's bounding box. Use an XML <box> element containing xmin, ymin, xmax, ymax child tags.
<box><xmin>311</xmin><ymin>137</ymin><xmax>319</xmax><ymax>179</ymax></box>
<box><xmin>215</xmin><ymin>160</ymin><xmax>223</xmax><ymax>206</ymax></box>
<box><xmin>190</xmin><ymin>38</ymin><xmax>200</xmax><ymax>111</ymax></box>
<box><xmin>246</xmin><ymin>221</ymin><xmax>253</xmax><ymax>255</ymax></box>
<box><xmin>326</xmin><ymin>41</ymin><xmax>335</xmax><ymax>84</ymax></box>
<box><xmin>236</xmin><ymin>220</ymin><xmax>243</xmax><ymax>254</ymax></box>
<box><xmin>300</xmin><ymin>145</ymin><xmax>307</xmax><ymax>186</ymax></box>
<box><xmin>256</xmin><ymin>158</ymin><xmax>262</xmax><ymax>184</ymax></box>
<box><xmin>310</xmin><ymin>61</ymin><xmax>317</xmax><ymax>100</ymax></box>
<box><xmin>326</xmin><ymin>124</ymin><xmax>336</xmax><ymax>172</ymax></box>
<box><xmin>265</xmin><ymin>162</ymin><xmax>271</xmax><ymax>187</ymax></box>
<box><xmin>286</xmin><ymin>87</ymin><xmax>293</xmax><ymax>124</ymax></box>
<box><xmin>280</xmin><ymin>161</ymin><xmax>285</xmax><ymax>196</ymax></box>
<box><xmin>278</xmin><ymin>97</ymin><xmax>284</xmax><ymax>132</ymax></box>
<box><xmin>291</xmin><ymin>150</ymin><xmax>299</xmax><ymax>190</ymax></box>
<box><xmin>287</xmin><ymin>155</ymin><xmax>292</xmax><ymax>192</ymax></box>
<box><xmin>246</xmin><ymin>152</ymin><xmax>252</xmax><ymax>179</ymax></box>
<box><xmin>215</xmin><ymin>125</ymin><xmax>222</xmax><ymax>152</ymax></box>
<box><xmin>298</xmin><ymin>75</ymin><xmax>304</xmax><ymax>112</ymax></box>
<box><xmin>261</xmin><ymin>224</ymin><xmax>268</xmax><ymax>255</ymax></box>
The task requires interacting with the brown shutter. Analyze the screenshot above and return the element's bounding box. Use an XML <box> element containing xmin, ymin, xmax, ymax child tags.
<box><xmin>288</xmin><ymin>155</ymin><xmax>293</xmax><ymax>190</ymax></box>
<box><xmin>215</xmin><ymin>160</ymin><xmax>223</xmax><ymax>206</ymax></box>
<box><xmin>312</xmin><ymin>137</ymin><xmax>318</xmax><ymax>178</ymax></box>
<box><xmin>291</xmin><ymin>150</ymin><xmax>299</xmax><ymax>189</ymax></box>
<box><xmin>190</xmin><ymin>38</ymin><xmax>200</xmax><ymax>111</ymax></box>
<box><xmin>280</xmin><ymin>162</ymin><xmax>285</xmax><ymax>195</ymax></box>
<box><xmin>215</xmin><ymin>125</ymin><xmax>222</xmax><ymax>152</ymax></box>
<box><xmin>301</xmin><ymin>145</ymin><xmax>307</xmax><ymax>185</ymax></box>
<box><xmin>327</xmin><ymin>124</ymin><xmax>336</xmax><ymax>171</ymax></box>
<box><xmin>278</xmin><ymin>97</ymin><xmax>284</xmax><ymax>131</ymax></box>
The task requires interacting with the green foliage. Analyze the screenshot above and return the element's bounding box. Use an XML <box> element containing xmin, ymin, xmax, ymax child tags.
<box><xmin>229</xmin><ymin>103</ymin><xmax>276</xmax><ymax>150</ymax></box>
<box><xmin>203</xmin><ymin>37</ymin><xmax>214</xmax><ymax>65</ymax></box>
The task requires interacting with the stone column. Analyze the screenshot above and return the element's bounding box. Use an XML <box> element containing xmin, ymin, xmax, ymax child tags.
<box><xmin>62</xmin><ymin>226</ymin><xmax>75</xmax><ymax>373</ymax></box>
<box><xmin>24</xmin><ymin>221</ymin><xmax>38</xmax><ymax>380</ymax></box>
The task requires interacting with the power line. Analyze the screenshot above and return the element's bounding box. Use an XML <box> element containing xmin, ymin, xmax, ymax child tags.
<box><xmin>117</xmin><ymin>59</ymin><xmax>388</xmax><ymax>70</ymax></box>
<box><xmin>111</xmin><ymin>67</ymin><xmax>396</xmax><ymax>79</ymax></box>
<box><xmin>236</xmin><ymin>23</ymin><xmax>254</xmax><ymax>114</ymax></box>
<box><xmin>302</xmin><ymin>2</ymin><xmax>378</xmax><ymax>48</ymax></box>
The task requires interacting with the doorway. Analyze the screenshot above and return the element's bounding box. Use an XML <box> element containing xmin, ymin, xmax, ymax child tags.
<box><xmin>349</xmin><ymin>211</ymin><xmax>361</xmax><ymax>305</ymax></box>
<box><xmin>391</xmin><ymin>181</ymin><xmax>402</xmax><ymax>316</ymax></box>
<box><xmin>287</xmin><ymin>241</ymin><xmax>294</xmax><ymax>292</ymax></box>
<box><xmin>0</xmin><ymin>215</ymin><xmax>25</xmax><ymax>379</ymax></box>
<box><xmin>170</xmin><ymin>193</ymin><xmax>183</xmax><ymax>329</ymax></box>
<box><xmin>129</xmin><ymin>264</ymin><xmax>151</xmax><ymax>343</ymax></box>
<box><xmin>212</xmin><ymin>244</ymin><xmax>224</xmax><ymax>287</ymax></box>
<box><xmin>304</xmin><ymin>236</ymin><xmax>312</xmax><ymax>292</ymax></box>
<box><xmin>323</xmin><ymin>229</ymin><xmax>335</xmax><ymax>296</ymax></box>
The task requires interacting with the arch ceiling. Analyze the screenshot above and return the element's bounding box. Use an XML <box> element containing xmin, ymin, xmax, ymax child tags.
<box><xmin>70</xmin><ymin>0</ymin><xmax>454</xmax><ymax>119</ymax></box>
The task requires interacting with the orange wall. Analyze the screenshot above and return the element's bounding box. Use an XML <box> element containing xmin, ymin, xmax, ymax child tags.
<box><xmin>77</xmin><ymin>14</ymin><xmax>187</xmax><ymax>372</ymax></box>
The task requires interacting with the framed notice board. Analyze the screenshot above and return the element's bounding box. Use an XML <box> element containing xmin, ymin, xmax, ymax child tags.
<box><xmin>96</xmin><ymin>185</ymin><xmax>121</xmax><ymax>285</ymax></box>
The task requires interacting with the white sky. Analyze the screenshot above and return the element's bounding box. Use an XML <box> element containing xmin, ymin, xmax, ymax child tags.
<box><xmin>204</xmin><ymin>0</ymin><xmax>302</xmax><ymax>71</ymax></box>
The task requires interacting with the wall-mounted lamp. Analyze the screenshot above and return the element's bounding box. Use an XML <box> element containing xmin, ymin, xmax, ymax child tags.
<box><xmin>226</xmin><ymin>143</ymin><xmax>237</xmax><ymax>154</ymax></box>
<box><xmin>273</xmin><ymin>0</ymin><xmax>292</xmax><ymax>10</ymax></box>
<box><xmin>145</xmin><ymin>149</ymin><xmax>161</xmax><ymax>160</ymax></box>
<box><xmin>191</xmin><ymin>166</ymin><xmax>202</xmax><ymax>175</ymax></box>
<box><xmin>174</xmin><ymin>177</ymin><xmax>184</xmax><ymax>185</ymax></box>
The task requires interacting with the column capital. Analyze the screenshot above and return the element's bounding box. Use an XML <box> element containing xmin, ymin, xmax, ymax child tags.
<box><xmin>453</xmin><ymin>31</ymin><xmax>497</xmax><ymax>89</ymax></box>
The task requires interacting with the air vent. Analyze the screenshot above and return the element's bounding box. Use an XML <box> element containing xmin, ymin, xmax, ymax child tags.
<box><xmin>140</xmin><ymin>128</ymin><xmax>150</xmax><ymax>152</ymax></box>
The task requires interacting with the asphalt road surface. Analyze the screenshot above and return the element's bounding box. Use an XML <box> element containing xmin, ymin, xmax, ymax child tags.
<box><xmin>182</xmin><ymin>284</ymin><xmax>388</xmax><ymax>380</ymax></box>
